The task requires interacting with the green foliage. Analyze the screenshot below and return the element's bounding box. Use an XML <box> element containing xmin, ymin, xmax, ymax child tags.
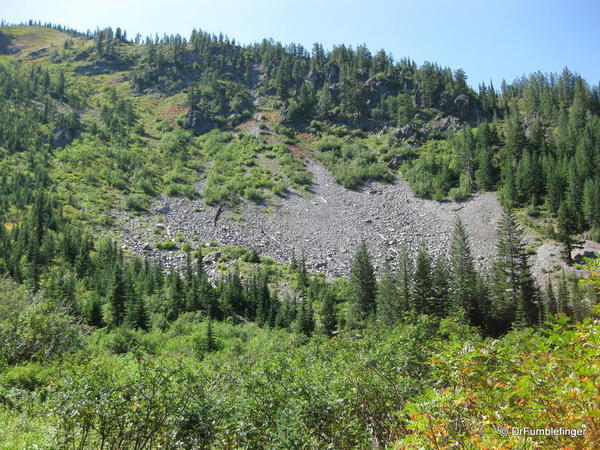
<box><xmin>155</xmin><ymin>240</ymin><xmax>178</xmax><ymax>251</ymax></box>
<box><xmin>349</xmin><ymin>241</ymin><xmax>377</xmax><ymax>322</ymax></box>
<box><xmin>0</xmin><ymin>278</ymin><xmax>84</xmax><ymax>365</ymax></box>
<box><xmin>314</xmin><ymin>136</ymin><xmax>393</xmax><ymax>189</ymax></box>
<box><xmin>124</xmin><ymin>193</ymin><xmax>150</xmax><ymax>212</ymax></box>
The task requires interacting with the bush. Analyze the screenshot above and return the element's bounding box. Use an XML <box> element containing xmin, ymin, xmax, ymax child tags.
<box><xmin>137</xmin><ymin>178</ymin><xmax>157</xmax><ymax>197</ymax></box>
<box><xmin>0</xmin><ymin>281</ymin><xmax>84</xmax><ymax>365</ymax></box>
<box><xmin>179</xmin><ymin>185</ymin><xmax>199</xmax><ymax>199</ymax></box>
<box><xmin>125</xmin><ymin>194</ymin><xmax>150</xmax><ymax>212</ymax></box>
<box><xmin>156</xmin><ymin>240</ymin><xmax>178</xmax><ymax>251</ymax></box>
<box><xmin>290</xmin><ymin>172</ymin><xmax>312</xmax><ymax>188</ymax></box>
<box><xmin>282</xmin><ymin>135</ymin><xmax>299</xmax><ymax>145</ymax></box>
<box><xmin>272</xmin><ymin>182</ymin><xmax>287</xmax><ymax>196</ymax></box>
<box><xmin>243</xmin><ymin>187</ymin><xmax>264</xmax><ymax>202</ymax></box>
<box><xmin>448</xmin><ymin>186</ymin><xmax>469</xmax><ymax>202</ymax></box>
<box><xmin>314</xmin><ymin>136</ymin><xmax>342</xmax><ymax>153</ymax></box>
<box><xmin>166</xmin><ymin>184</ymin><xmax>182</xmax><ymax>196</ymax></box>
<box><xmin>2</xmin><ymin>363</ymin><xmax>54</xmax><ymax>390</ymax></box>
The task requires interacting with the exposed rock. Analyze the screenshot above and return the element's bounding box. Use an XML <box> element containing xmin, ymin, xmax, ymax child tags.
<box><xmin>183</xmin><ymin>109</ymin><xmax>219</xmax><ymax>135</ymax></box>
<box><xmin>116</xmin><ymin>160</ymin><xmax>504</xmax><ymax>278</ymax></box>
<box><xmin>325</xmin><ymin>63</ymin><xmax>340</xmax><ymax>84</ymax></box>
<box><xmin>392</xmin><ymin>124</ymin><xmax>414</xmax><ymax>141</ymax></box>
<box><xmin>306</xmin><ymin>68</ymin><xmax>323</xmax><ymax>85</ymax></box>
<box><xmin>420</xmin><ymin>115</ymin><xmax>462</xmax><ymax>137</ymax></box>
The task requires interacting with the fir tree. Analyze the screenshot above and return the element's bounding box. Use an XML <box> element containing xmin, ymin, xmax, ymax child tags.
<box><xmin>376</xmin><ymin>259</ymin><xmax>399</xmax><ymax>325</ymax></box>
<box><xmin>320</xmin><ymin>289</ymin><xmax>337</xmax><ymax>336</ymax></box>
<box><xmin>349</xmin><ymin>240</ymin><xmax>377</xmax><ymax>321</ymax></box>
<box><xmin>412</xmin><ymin>246</ymin><xmax>433</xmax><ymax>315</ymax></box>
<box><xmin>449</xmin><ymin>218</ymin><xmax>482</xmax><ymax>326</ymax></box>
<box><xmin>106</xmin><ymin>268</ymin><xmax>128</xmax><ymax>327</ymax></box>
<box><xmin>431</xmin><ymin>257</ymin><xmax>450</xmax><ymax>318</ymax></box>
<box><xmin>490</xmin><ymin>209</ymin><xmax>539</xmax><ymax>334</ymax></box>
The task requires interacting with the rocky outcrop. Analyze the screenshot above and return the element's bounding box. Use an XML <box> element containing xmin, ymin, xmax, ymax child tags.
<box><xmin>419</xmin><ymin>115</ymin><xmax>462</xmax><ymax>137</ymax></box>
<box><xmin>325</xmin><ymin>63</ymin><xmax>340</xmax><ymax>84</ymax></box>
<box><xmin>183</xmin><ymin>109</ymin><xmax>219</xmax><ymax>135</ymax></box>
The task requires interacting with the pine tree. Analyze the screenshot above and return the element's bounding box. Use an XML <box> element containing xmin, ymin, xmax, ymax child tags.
<box><xmin>449</xmin><ymin>218</ymin><xmax>482</xmax><ymax>326</ymax></box>
<box><xmin>582</xmin><ymin>177</ymin><xmax>600</xmax><ymax>229</ymax></box>
<box><xmin>557</xmin><ymin>199</ymin><xmax>577</xmax><ymax>262</ymax></box>
<box><xmin>544</xmin><ymin>277</ymin><xmax>558</xmax><ymax>318</ymax></box>
<box><xmin>349</xmin><ymin>240</ymin><xmax>377</xmax><ymax>321</ymax></box>
<box><xmin>107</xmin><ymin>268</ymin><xmax>128</xmax><ymax>327</ymax></box>
<box><xmin>376</xmin><ymin>259</ymin><xmax>399</xmax><ymax>325</ymax></box>
<box><xmin>396</xmin><ymin>246</ymin><xmax>413</xmax><ymax>313</ymax></box>
<box><xmin>125</xmin><ymin>295</ymin><xmax>148</xmax><ymax>330</ymax></box>
<box><xmin>294</xmin><ymin>298</ymin><xmax>315</xmax><ymax>336</ymax></box>
<box><xmin>320</xmin><ymin>289</ymin><xmax>337</xmax><ymax>336</ymax></box>
<box><xmin>490</xmin><ymin>209</ymin><xmax>539</xmax><ymax>334</ymax></box>
<box><xmin>475</xmin><ymin>145</ymin><xmax>496</xmax><ymax>191</ymax></box>
<box><xmin>317</xmin><ymin>85</ymin><xmax>334</xmax><ymax>119</ymax></box>
<box><xmin>204</xmin><ymin>319</ymin><xmax>217</xmax><ymax>352</ymax></box>
<box><xmin>296</xmin><ymin>252</ymin><xmax>309</xmax><ymax>290</ymax></box>
<box><xmin>557</xmin><ymin>271</ymin><xmax>570</xmax><ymax>316</ymax></box>
<box><xmin>412</xmin><ymin>246</ymin><xmax>433</xmax><ymax>315</ymax></box>
<box><xmin>431</xmin><ymin>257</ymin><xmax>450</xmax><ymax>318</ymax></box>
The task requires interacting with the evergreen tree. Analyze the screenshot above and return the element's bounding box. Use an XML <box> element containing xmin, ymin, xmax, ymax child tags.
<box><xmin>396</xmin><ymin>246</ymin><xmax>413</xmax><ymax>313</ymax></box>
<box><xmin>349</xmin><ymin>240</ymin><xmax>377</xmax><ymax>321</ymax></box>
<box><xmin>376</xmin><ymin>259</ymin><xmax>399</xmax><ymax>325</ymax></box>
<box><xmin>204</xmin><ymin>319</ymin><xmax>217</xmax><ymax>352</ymax></box>
<box><xmin>431</xmin><ymin>256</ymin><xmax>450</xmax><ymax>317</ymax></box>
<box><xmin>319</xmin><ymin>289</ymin><xmax>337</xmax><ymax>336</ymax></box>
<box><xmin>317</xmin><ymin>85</ymin><xmax>334</xmax><ymax>119</ymax></box>
<box><xmin>449</xmin><ymin>218</ymin><xmax>482</xmax><ymax>326</ymax></box>
<box><xmin>490</xmin><ymin>209</ymin><xmax>539</xmax><ymax>335</ymax></box>
<box><xmin>106</xmin><ymin>268</ymin><xmax>128</xmax><ymax>327</ymax></box>
<box><xmin>125</xmin><ymin>295</ymin><xmax>148</xmax><ymax>330</ymax></box>
<box><xmin>412</xmin><ymin>246</ymin><xmax>433</xmax><ymax>315</ymax></box>
<box><xmin>557</xmin><ymin>199</ymin><xmax>578</xmax><ymax>262</ymax></box>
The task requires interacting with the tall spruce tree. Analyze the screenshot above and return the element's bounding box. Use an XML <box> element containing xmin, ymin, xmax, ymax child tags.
<box><xmin>490</xmin><ymin>209</ymin><xmax>539</xmax><ymax>335</ymax></box>
<box><xmin>320</xmin><ymin>289</ymin><xmax>337</xmax><ymax>336</ymax></box>
<box><xmin>349</xmin><ymin>240</ymin><xmax>377</xmax><ymax>321</ymax></box>
<box><xmin>376</xmin><ymin>259</ymin><xmax>399</xmax><ymax>325</ymax></box>
<box><xmin>412</xmin><ymin>246</ymin><xmax>434</xmax><ymax>315</ymax></box>
<box><xmin>449</xmin><ymin>218</ymin><xmax>482</xmax><ymax>326</ymax></box>
<box><xmin>396</xmin><ymin>246</ymin><xmax>413</xmax><ymax>313</ymax></box>
<box><xmin>431</xmin><ymin>256</ymin><xmax>450</xmax><ymax>318</ymax></box>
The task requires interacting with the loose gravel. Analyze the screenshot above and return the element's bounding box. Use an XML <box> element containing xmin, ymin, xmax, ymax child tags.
<box><xmin>116</xmin><ymin>160</ymin><xmax>504</xmax><ymax>277</ymax></box>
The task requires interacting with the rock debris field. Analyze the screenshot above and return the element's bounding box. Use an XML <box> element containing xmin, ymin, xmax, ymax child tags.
<box><xmin>117</xmin><ymin>160</ymin><xmax>505</xmax><ymax>278</ymax></box>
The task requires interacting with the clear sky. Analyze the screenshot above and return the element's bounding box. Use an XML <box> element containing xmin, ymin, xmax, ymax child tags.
<box><xmin>3</xmin><ymin>0</ymin><xmax>599</xmax><ymax>88</ymax></box>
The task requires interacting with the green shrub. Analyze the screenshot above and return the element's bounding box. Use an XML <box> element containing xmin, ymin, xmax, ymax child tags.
<box><xmin>137</xmin><ymin>178</ymin><xmax>157</xmax><ymax>197</ymax></box>
<box><xmin>156</xmin><ymin>240</ymin><xmax>178</xmax><ymax>251</ymax></box>
<box><xmin>272</xmin><ymin>182</ymin><xmax>287</xmax><ymax>196</ymax></box>
<box><xmin>282</xmin><ymin>135</ymin><xmax>299</xmax><ymax>145</ymax></box>
<box><xmin>2</xmin><ymin>363</ymin><xmax>53</xmax><ymax>390</ymax></box>
<box><xmin>125</xmin><ymin>194</ymin><xmax>150</xmax><ymax>212</ymax></box>
<box><xmin>243</xmin><ymin>187</ymin><xmax>264</xmax><ymax>202</ymax></box>
<box><xmin>448</xmin><ymin>186</ymin><xmax>469</xmax><ymax>202</ymax></box>
<box><xmin>165</xmin><ymin>184</ymin><xmax>182</xmax><ymax>196</ymax></box>
<box><xmin>314</xmin><ymin>136</ymin><xmax>342</xmax><ymax>153</ymax></box>
<box><xmin>179</xmin><ymin>185</ymin><xmax>199</xmax><ymax>199</ymax></box>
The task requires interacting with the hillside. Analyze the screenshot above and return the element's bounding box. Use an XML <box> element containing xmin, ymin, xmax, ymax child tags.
<box><xmin>1</xmin><ymin>24</ymin><xmax>598</xmax><ymax>278</ymax></box>
<box><xmin>0</xmin><ymin>24</ymin><xmax>598</xmax><ymax>448</ymax></box>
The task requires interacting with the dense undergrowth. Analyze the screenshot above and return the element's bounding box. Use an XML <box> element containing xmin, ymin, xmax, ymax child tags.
<box><xmin>0</xmin><ymin>277</ymin><xmax>597</xmax><ymax>448</ymax></box>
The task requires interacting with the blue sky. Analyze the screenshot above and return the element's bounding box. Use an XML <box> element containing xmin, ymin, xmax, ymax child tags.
<box><xmin>3</xmin><ymin>0</ymin><xmax>599</xmax><ymax>88</ymax></box>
